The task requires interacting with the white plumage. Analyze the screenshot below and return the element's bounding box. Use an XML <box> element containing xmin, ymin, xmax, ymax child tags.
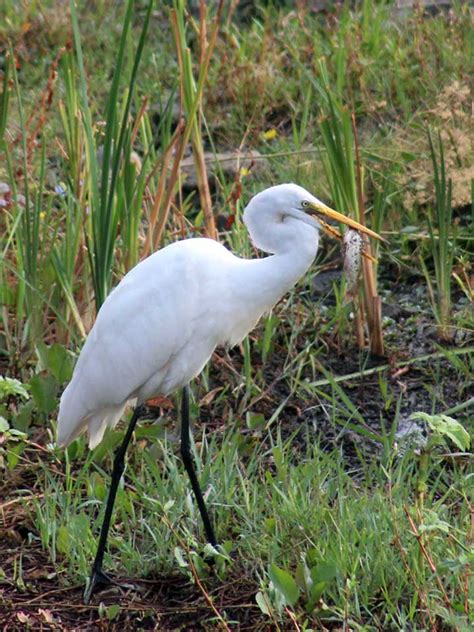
<box><xmin>57</xmin><ymin>183</ymin><xmax>377</xmax><ymax>449</ymax></box>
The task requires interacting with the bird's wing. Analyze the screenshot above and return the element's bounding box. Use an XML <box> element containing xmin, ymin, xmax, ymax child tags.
<box><xmin>57</xmin><ymin>239</ymin><xmax>234</xmax><ymax>445</ymax></box>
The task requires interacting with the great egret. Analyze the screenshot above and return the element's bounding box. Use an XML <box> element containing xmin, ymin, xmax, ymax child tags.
<box><xmin>57</xmin><ymin>183</ymin><xmax>383</xmax><ymax>601</ymax></box>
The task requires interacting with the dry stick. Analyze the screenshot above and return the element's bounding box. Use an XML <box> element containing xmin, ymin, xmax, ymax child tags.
<box><xmin>151</xmin><ymin>3</ymin><xmax>223</xmax><ymax>251</ymax></box>
<box><xmin>0</xmin><ymin>494</ymin><xmax>44</xmax><ymax>511</ymax></box>
<box><xmin>26</xmin><ymin>47</ymin><xmax>65</xmax><ymax>165</ymax></box>
<box><xmin>199</xmin><ymin>0</ymin><xmax>207</xmax><ymax>67</ymax></box>
<box><xmin>355</xmin><ymin>298</ymin><xmax>365</xmax><ymax>349</ymax></box>
<box><xmin>464</xmin><ymin>504</ymin><xmax>473</xmax><ymax>615</ymax></box>
<box><xmin>142</xmin><ymin>118</ymin><xmax>185</xmax><ymax>258</ymax></box>
<box><xmin>388</xmin><ymin>489</ymin><xmax>433</xmax><ymax>629</ymax></box>
<box><xmin>160</xmin><ymin>514</ymin><xmax>232</xmax><ymax>632</ymax></box>
<box><xmin>403</xmin><ymin>505</ymin><xmax>452</xmax><ymax>611</ymax></box>
<box><xmin>351</xmin><ymin>113</ymin><xmax>384</xmax><ymax>356</ymax></box>
<box><xmin>284</xmin><ymin>607</ymin><xmax>302</xmax><ymax>632</ymax></box>
<box><xmin>309</xmin><ymin>345</ymin><xmax>474</xmax><ymax>388</ymax></box>
<box><xmin>194</xmin><ymin>1</ymin><xmax>216</xmax><ymax>239</ymax></box>
<box><xmin>11</xmin><ymin>593</ymin><xmax>257</xmax><ymax>615</ymax></box>
<box><xmin>173</xmin><ymin>4</ymin><xmax>216</xmax><ymax>241</ymax></box>
<box><xmin>9</xmin><ymin>46</ymin><xmax>65</xmax><ymax>155</ymax></box>
<box><xmin>192</xmin><ymin>134</ymin><xmax>216</xmax><ymax>239</ymax></box>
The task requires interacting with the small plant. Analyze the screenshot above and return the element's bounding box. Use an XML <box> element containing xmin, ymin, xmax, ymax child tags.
<box><xmin>409</xmin><ymin>410</ymin><xmax>470</xmax><ymax>509</ymax></box>
<box><xmin>0</xmin><ymin>377</ymin><xmax>29</xmax><ymax>469</ymax></box>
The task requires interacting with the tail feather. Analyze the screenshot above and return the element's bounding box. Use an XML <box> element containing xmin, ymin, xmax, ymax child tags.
<box><xmin>87</xmin><ymin>404</ymin><xmax>128</xmax><ymax>449</ymax></box>
<box><xmin>57</xmin><ymin>403</ymin><xmax>128</xmax><ymax>448</ymax></box>
<box><xmin>57</xmin><ymin>381</ymin><xmax>128</xmax><ymax>448</ymax></box>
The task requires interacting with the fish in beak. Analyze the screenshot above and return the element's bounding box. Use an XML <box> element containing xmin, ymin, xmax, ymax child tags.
<box><xmin>306</xmin><ymin>200</ymin><xmax>387</xmax><ymax>249</ymax></box>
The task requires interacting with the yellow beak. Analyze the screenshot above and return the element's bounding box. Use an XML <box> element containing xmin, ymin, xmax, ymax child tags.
<box><xmin>307</xmin><ymin>201</ymin><xmax>387</xmax><ymax>243</ymax></box>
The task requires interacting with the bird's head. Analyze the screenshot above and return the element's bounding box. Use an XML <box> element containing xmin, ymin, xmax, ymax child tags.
<box><xmin>243</xmin><ymin>183</ymin><xmax>385</xmax><ymax>255</ymax></box>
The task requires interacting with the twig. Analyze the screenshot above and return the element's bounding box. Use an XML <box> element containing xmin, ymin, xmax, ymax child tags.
<box><xmin>0</xmin><ymin>493</ymin><xmax>45</xmax><ymax>512</ymax></box>
<box><xmin>284</xmin><ymin>606</ymin><xmax>301</xmax><ymax>631</ymax></box>
<box><xmin>403</xmin><ymin>505</ymin><xmax>452</xmax><ymax>610</ymax></box>
<box><xmin>160</xmin><ymin>514</ymin><xmax>232</xmax><ymax>631</ymax></box>
<box><xmin>308</xmin><ymin>345</ymin><xmax>474</xmax><ymax>388</ymax></box>
<box><xmin>351</xmin><ymin>112</ymin><xmax>384</xmax><ymax>356</ymax></box>
<box><xmin>143</xmin><ymin>118</ymin><xmax>185</xmax><ymax>257</ymax></box>
<box><xmin>388</xmin><ymin>487</ymin><xmax>433</xmax><ymax>628</ymax></box>
<box><xmin>152</xmin><ymin>2</ymin><xmax>223</xmax><ymax>250</ymax></box>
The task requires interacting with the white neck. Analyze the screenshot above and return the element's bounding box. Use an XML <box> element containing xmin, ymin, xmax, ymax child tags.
<box><xmin>242</xmin><ymin>190</ymin><xmax>320</xmax><ymax>296</ymax></box>
<box><xmin>221</xmin><ymin>188</ymin><xmax>322</xmax><ymax>346</ymax></box>
<box><xmin>236</xmin><ymin>231</ymin><xmax>319</xmax><ymax>312</ymax></box>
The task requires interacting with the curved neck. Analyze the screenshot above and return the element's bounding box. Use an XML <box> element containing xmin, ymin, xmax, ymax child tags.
<box><xmin>234</xmin><ymin>234</ymin><xmax>319</xmax><ymax>313</ymax></box>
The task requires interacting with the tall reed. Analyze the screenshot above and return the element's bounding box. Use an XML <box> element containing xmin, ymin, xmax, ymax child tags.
<box><xmin>315</xmin><ymin>60</ymin><xmax>384</xmax><ymax>356</ymax></box>
<box><xmin>144</xmin><ymin>1</ymin><xmax>223</xmax><ymax>254</ymax></box>
<box><xmin>422</xmin><ymin>130</ymin><xmax>455</xmax><ymax>341</ymax></box>
<box><xmin>68</xmin><ymin>0</ymin><xmax>153</xmax><ymax>309</ymax></box>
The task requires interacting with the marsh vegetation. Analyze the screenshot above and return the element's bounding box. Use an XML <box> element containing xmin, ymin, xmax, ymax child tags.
<box><xmin>1</xmin><ymin>1</ymin><xmax>472</xmax><ymax>629</ymax></box>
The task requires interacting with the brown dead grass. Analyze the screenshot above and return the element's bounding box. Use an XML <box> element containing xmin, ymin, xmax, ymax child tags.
<box><xmin>397</xmin><ymin>80</ymin><xmax>472</xmax><ymax>210</ymax></box>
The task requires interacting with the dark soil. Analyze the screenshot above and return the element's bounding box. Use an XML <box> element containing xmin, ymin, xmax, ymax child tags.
<box><xmin>0</xmin><ymin>534</ymin><xmax>263</xmax><ymax>631</ymax></box>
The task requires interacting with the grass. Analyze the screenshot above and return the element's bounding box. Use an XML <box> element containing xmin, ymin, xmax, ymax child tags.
<box><xmin>5</xmin><ymin>403</ymin><xmax>473</xmax><ymax>629</ymax></box>
<box><xmin>1</xmin><ymin>0</ymin><xmax>473</xmax><ymax>629</ymax></box>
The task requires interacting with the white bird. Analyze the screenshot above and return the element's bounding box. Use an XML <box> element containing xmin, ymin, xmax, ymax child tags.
<box><xmin>57</xmin><ymin>183</ymin><xmax>383</xmax><ymax>602</ymax></box>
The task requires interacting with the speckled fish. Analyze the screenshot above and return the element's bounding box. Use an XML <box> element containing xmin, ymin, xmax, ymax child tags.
<box><xmin>342</xmin><ymin>229</ymin><xmax>364</xmax><ymax>301</ymax></box>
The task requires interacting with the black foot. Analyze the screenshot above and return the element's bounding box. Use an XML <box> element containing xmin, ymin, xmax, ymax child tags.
<box><xmin>84</xmin><ymin>567</ymin><xmax>132</xmax><ymax>604</ymax></box>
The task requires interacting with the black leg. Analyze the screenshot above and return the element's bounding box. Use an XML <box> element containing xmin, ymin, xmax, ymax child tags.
<box><xmin>84</xmin><ymin>405</ymin><xmax>144</xmax><ymax>603</ymax></box>
<box><xmin>180</xmin><ymin>386</ymin><xmax>217</xmax><ymax>546</ymax></box>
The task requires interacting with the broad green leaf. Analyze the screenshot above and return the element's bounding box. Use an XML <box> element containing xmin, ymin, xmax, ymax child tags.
<box><xmin>438</xmin><ymin>552</ymin><xmax>473</xmax><ymax>573</ymax></box>
<box><xmin>7</xmin><ymin>442</ymin><xmax>25</xmax><ymax>469</ymax></box>
<box><xmin>72</xmin><ymin>513</ymin><xmax>91</xmax><ymax>535</ymax></box>
<box><xmin>411</xmin><ymin>412</ymin><xmax>470</xmax><ymax>451</ymax></box>
<box><xmin>311</xmin><ymin>561</ymin><xmax>338</xmax><ymax>583</ymax></box>
<box><xmin>8</xmin><ymin>428</ymin><xmax>27</xmax><ymax>438</ymax></box>
<box><xmin>0</xmin><ymin>417</ymin><xmax>9</xmax><ymax>432</ymax></box>
<box><xmin>295</xmin><ymin>560</ymin><xmax>312</xmax><ymax>593</ymax></box>
<box><xmin>418</xmin><ymin>521</ymin><xmax>450</xmax><ymax>534</ymax></box>
<box><xmin>307</xmin><ymin>580</ymin><xmax>326</xmax><ymax>612</ymax></box>
<box><xmin>305</xmin><ymin>561</ymin><xmax>338</xmax><ymax>612</ymax></box>
<box><xmin>30</xmin><ymin>374</ymin><xmax>58</xmax><ymax>414</ymax></box>
<box><xmin>89</xmin><ymin>472</ymin><xmax>106</xmax><ymax>501</ymax></box>
<box><xmin>203</xmin><ymin>543</ymin><xmax>220</xmax><ymax>558</ymax></box>
<box><xmin>418</xmin><ymin>510</ymin><xmax>450</xmax><ymax>534</ymax></box>
<box><xmin>134</xmin><ymin>424</ymin><xmax>167</xmax><ymax>440</ymax></box>
<box><xmin>13</xmin><ymin>401</ymin><xmax>34</xmax><ymax>432</ymax></box>
<box><xmin>190</xmin><ymin>551</ymin><xmax>206</xmax><ymax>577</ymax></box>
<box><xmin>269</xmin><ymin>564</ymin><xmax>299</xmax><ymax>607</ymax></box>
<box><xmin>36</xmin><ymin>342</ymin><xmax>75</xmax><ymax>383</ymax></box>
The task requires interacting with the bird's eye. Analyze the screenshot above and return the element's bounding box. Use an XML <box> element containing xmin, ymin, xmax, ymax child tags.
<box><xmin>301</xmin><ymin>200</ymin><xmax>310</xmax><ymax>209</ymax></box>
